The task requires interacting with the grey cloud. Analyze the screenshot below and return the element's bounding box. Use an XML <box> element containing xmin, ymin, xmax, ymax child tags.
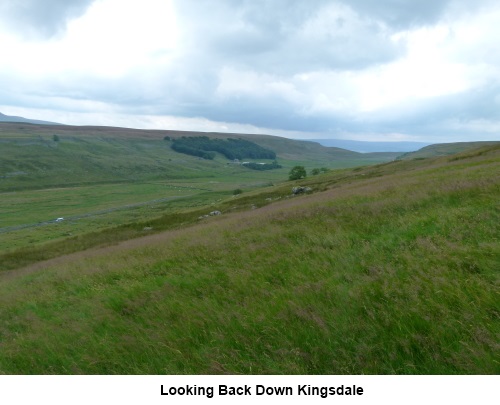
<box><xmin>345</xmin><ymin>0</ymin><xmax>452</xmax><ymax>28</ymax></box>
<box><xmin>165</xmin><ymin>1</ymin><xmax>500</xmax><ymax>137</ymax></box>
<box><xmin>344</xmin><ymin>83</ymin><xmax>500</xmax><ymax>139</ymax></box>
<box><xmin>343</xmin><ymin>0</ymin><xmax>498</xmax><ymax>29</ymax></box>
<box><xmin>390</xmin><ymin>85</ymin><xmax>500</xmax><ymax>125</ymax></box>
<box><xmin>3</xmin><ymin>0</ymin><xmax>498</xmax><ymax>143</ymax></box>
<box><xmin>173</xmin><ymin>0</ymin><xmax>405</xmax><ymax>74</ymax></box>
<box><xmin>0</xmin><ymin>0</ymin><xmax>95</xmax><ymax>38</ymax></box>
<box><xmin>142</xmin><ymin>0</ymin><xmax>409</xmax><ymax>126</ymax></box>
<box><xmin>172</xmin><ymin>0</ymin><xmax>498</xmax><ymax>77</ymax></box>
<box><xmin>198</xmin><ymin>80</ymin><xmax>500</xmax><ymax>137</ymax></box>
<box><xmin>433</xmin><ymin>85</ymin><xmax>500</xmax><ymax>122</ymax></box>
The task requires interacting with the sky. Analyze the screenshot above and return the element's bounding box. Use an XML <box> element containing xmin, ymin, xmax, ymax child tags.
<box><xmin>0</xmin><ymin>0</ymin><xmax>499</xmax><ymax>142</ymax></box>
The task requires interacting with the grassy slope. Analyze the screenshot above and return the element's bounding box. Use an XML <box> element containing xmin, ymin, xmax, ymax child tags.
<box><xmin>0</xmin><ymin>112</ymin><xmax>59</xmax><ymax>125</ymax></box>
<box><xmin>0</xmin><ymin>145</ymin><xmax>498</xmax><ymax>374</ymax></box>
<box><xmin>0</xmin><ymin>127</ymin><xmax>219</xmax><ymax>191</ymax></box>
<box><xmin>398</xmin><ymin>141</ymin><xmax>499</xmax><ymax>160</ymax></box>
<box><xmin>0</xmin><ymin>123</ymin><xmax>399</xmax><ymax>191</ymax></box>
<box><xmin>0</xmin><ymin>122</ymin><xmax>398</xmax><ymax>253</ymax></box>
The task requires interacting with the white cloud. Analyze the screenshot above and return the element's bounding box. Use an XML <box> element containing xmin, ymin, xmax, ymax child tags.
<box><xmin>1</xmin><ymin>0</ymin><xmax>499</xmax><ymax>142</ymax></box>
<box><xmin>0</xmin><ymin>103</ymin><xmax>309</xmax><ymax>139</ymax></box>
<box><xmin>444</xmin><ymin>118</ymin><xmax>500</xmax><ymax>134</ymax></box>
<box><xmin>0</xmin><ymin>0</ymin><xmax>178</xmax><ymax>77</ymax></box>
<box><xmin>216</xmin><ymin>67</ymin><xmax>302</xmax><ymax>105</ymax></box>
<box><xmin>0</xmin><ymin>0</ymin><xmax>95</xmax><ymax>39</ymax></box>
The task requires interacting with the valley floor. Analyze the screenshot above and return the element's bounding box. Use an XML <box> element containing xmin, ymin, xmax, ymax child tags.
<box><xmin>0</xmin><ymin>144</ymin><xmax>498</xmax><ymax>374</ymax></box>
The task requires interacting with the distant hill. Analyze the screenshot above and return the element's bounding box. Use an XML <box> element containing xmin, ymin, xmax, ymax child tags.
<box><xmin>307</xmin><ymin>138</ymin><xmax>431</xmax><ymax>153</ymax></box>
<box><xmin>0</xmin><ymin>111</ymin><xmax>60</xmax><ymax>125</ymax></box>
<box><xmin>0</xmin><ymin>122</ymin><xmax>399</xmax><ymax>192</ymax></box>
<box><xmin>398</xmin><ymin>141</ymin><xmax>500</xmax><ymax>159</ymax></box>
<box><xmin>0</xmin><ymin>143</ymin><xmax>498</xmax><ymax>374</ymax></box>
<box><xmin>171</xmin><ymin>136</ymin><xmax>277</xmax><ymax>160</ymax></box>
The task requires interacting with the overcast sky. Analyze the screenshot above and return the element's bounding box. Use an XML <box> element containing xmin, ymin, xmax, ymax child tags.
<box><xmin>1</xmin><ymin>0</ymin><xmax>499</xmax><ymax>142</ymax></box>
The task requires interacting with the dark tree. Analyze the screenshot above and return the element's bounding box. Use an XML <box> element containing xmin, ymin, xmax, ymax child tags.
<box><xmin>289</xmin><ymin>166</ymin><xmax>307</xmax><ymax>180</ymax></box>
<box><xmin>171</xmin><ymin>136</ymin><xmax>276</xmax><ymax>160</ymax></box>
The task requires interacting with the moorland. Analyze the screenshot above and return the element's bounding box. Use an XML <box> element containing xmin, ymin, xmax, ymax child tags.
<box><xmin>0</xmin><ymin>122</ymin><xmax>498</xmax><ymax>374</ymax></box>
<box><xmin>0</xmin><ymin>123</ymin><xmax>397</xmax><ymax>258</ymax></box>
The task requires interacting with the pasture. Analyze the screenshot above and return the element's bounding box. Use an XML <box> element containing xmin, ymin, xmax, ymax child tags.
<box><xmin>0</xmin><ymin>144</ymin><xmax>498</xmax><ymax>374</ymax></box>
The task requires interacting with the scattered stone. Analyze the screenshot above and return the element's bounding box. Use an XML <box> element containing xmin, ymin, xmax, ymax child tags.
<box><xmin>292</xmin><ymin>186</ymin><xmax>312</xmax><ymax>195</ymax></box>
<box><xmin>209</xmin><ymin>210</ymin><xmax>222</xmax><ymax>216</ymax></box>
<box><xmin>143</xmin><ymin>227</ymin><xmax>153</xmax><ymax>231</ymax></box>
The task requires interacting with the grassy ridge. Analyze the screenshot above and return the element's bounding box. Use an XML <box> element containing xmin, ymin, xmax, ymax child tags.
<box><xmin>398</xmin><ymin>141</ymin><xmax>499</xmax><ymax>160</ymax></box>
<box><xmin>0</xmin><ymin>122</ymin><xmax>399</xmax><ymax>192</ymax></box>
<box><xmin>0</xmin><ymin>132</ymin><xmax>217</xmax><ymax>191</ymax></box>
<box><xmin>0</xmin><ymin>145</ymin><xmax>498</xmax><ymax>374</ymax></box>
<box><xmin>0</xmin><ymin>122</ymin><xmax>399</xmax><ymax>253</ymax></box>
<box><xmin>171</xmin><ymin>136</ymin><xmax>277</xmax><ymax>160</ymax></box>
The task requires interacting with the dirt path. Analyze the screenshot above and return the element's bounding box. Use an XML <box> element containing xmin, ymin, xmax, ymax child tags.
<box><xmin>0</xmin><ymin>224</ymin><xmax>194</xmax><ymax>281</ymax></box>
<box><xmin>0</xmin><ymin>190</ymin><xmax>309</xmax><ymax>281</ymax></box>
<box><xmin>0</xmin><ymin>195</ymin><xmax>190</xmax><ymax>234</ymax></box>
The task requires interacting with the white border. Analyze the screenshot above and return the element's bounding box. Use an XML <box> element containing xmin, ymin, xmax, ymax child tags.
<box><xmin>0</xmin><ymin>375</ymin><xmax>498</xmax><ymax>405</ymax></box>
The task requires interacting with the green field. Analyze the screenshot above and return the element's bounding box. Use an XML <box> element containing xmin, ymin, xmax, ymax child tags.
<box><xmin>0</xmin><ymin>136</ymin><xmax>498</xmax><ymax>374</ymax></box>
<box><xmin>0</xmin><ymin>123</ymin><xmax>399</xmax><ymax>253</ymax></box>
<box><xmin>398</xmin><ymin>141</ymin><xmax>500</xmax><ymax>160</ymax></box>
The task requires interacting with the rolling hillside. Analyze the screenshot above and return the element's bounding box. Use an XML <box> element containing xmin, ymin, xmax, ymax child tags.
<box><xmin>308</xmin><ymin>138</ymin><xmax>431</xmax><ymax>152</ymax></box>
<box><xmin>398</xmin><ymin>141</ymin><xmax>499</xmax><ymax>160</ymax></box>
<box><xmin>0</xmin><ymin>144</ymin><xmax>498</xmax><ymax>374</ymax></box>
<box><xmin>0</xmin><ymin>122</ymin><xmax>399</xmax><ymax>192</ymax></box>
<box><xmin>0</xmin><ymin>112</ymin><xmax>60</xmax><ymax>125</ymax></box>
<box><xmin>0</xmin><ymin>122</ymin><xmax>399</xmax><ymax>256</ymax></box>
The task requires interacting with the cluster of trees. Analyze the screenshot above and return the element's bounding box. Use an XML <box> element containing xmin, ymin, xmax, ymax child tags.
<box><xmin>171</xmin><ymin>136</ymin><xmax>276</xmax><ymax>160</ymax></box>
<box><xmin>289</xmin><ymin>166</ymin><xmax>307</xmax><ymax>180</ymax></box>
<box><xmin>289</xmin><ymin>166</ymin><xmax>330</xmax><ymax>180</ymax></box>
<box><xmin>171</xmin><ymin>141</ymin><xmax>216</xmax><ymax>160</ymax></box>
<box><xmin>242</xmin><ymin>161</ymin><xmax>282</xmax><ymax>171</ymax></box>
<box><xmin>311</xmin><ymin>167</ymin><xmax>329</xmax><ymax>175</ymax></box>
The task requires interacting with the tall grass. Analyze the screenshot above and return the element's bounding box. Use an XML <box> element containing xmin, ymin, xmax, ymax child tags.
<box><xmin>0</xmin><ymin>146</ymin><xmax>498</xmax><ymax>374</ymax></box>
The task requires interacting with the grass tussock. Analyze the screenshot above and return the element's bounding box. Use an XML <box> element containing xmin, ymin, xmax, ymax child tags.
<box><xmin>0</xmin><ymin>145</ymin><xmax>498</xmax><ymax>374</ymax></box>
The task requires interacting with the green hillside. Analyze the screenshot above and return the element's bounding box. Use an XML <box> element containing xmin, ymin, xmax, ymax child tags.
<box><xmin>0</xmin><ymin>144</ymin><xmax>498</xmax><ymax>374</ymax></box>
<box><xmin>171</xmin><ymin>136</ymin><xmax>277</xmax><ymax>160</ymax></box>
<box><xmin>0</xmin><ymin>111</ymin><xmax>60</xmax><ymax>125</ymax></box>
<box><xmin>0</xmin><ymin>123</ymin><xmax>398</xmax><ymax>192</ymax></box>
<box><xmin>0</xmin><ymin>123</ymin><xmax>400</xmax><ymax>253</ymax></box>
<box><xmin>398</xmin><ymin>141</ymin><xmax>499</xmax><ymax>160</ymax></box>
